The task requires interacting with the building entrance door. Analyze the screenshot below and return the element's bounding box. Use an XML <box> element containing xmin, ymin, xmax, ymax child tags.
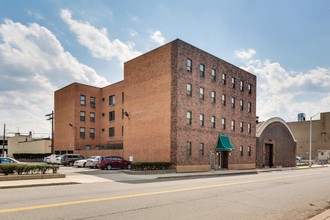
<box><xmin>219</xmin><ymin>151</ymin><xmax>229</xmax><ymax>169</ymax></box>
<box><xmin>264</xmin><ymin>144</ymin><xmax>273</xmax><ymax>167</ymax></box>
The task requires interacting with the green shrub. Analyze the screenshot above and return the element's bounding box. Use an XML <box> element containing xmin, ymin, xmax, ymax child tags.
<box><xmin>131</xmin><ymin>162</ymin><xmax>171</xmax><ymax>170</ymax></box>
<box><xmin>0</xmin><ymin>164</ymin><xmax>60</xmax><ymax>175</ymax></box>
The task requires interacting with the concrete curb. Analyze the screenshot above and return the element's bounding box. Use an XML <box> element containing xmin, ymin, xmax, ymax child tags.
<box><xmin>0</xmin><ymin>182</ymin><xmax>78</xmax><ymax>189</ymax></box>
<box><xmin>308</xmin><ymin>209</ymin><xmax>330</xmax><ymax>220</ymax></box>
<box><xmin>156</xmin><ymin>170</ymin><xmax>258</xmax><ymax>179</ymax></box>
<box><xmin>0</xmin><ymin>173</ymin><xmax>66</xmax><ymax>181</ymax></box>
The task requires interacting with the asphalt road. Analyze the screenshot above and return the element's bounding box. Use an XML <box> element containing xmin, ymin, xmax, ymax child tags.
<box><xmin>0</xmin><ymin>167</ymin><xmax>329</xmax><ymax>220</ymax></box>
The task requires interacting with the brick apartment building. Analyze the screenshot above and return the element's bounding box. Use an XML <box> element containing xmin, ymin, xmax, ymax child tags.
<box><xmin>54</xmin><ymin>39</ymin><xmax>257</xmax><ymax>172</ymax></box>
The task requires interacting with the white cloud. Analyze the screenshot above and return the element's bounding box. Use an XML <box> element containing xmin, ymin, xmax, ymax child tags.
<box><xmin>237</xmin><ymin>50</ymin><xmax>330</xmax><ymax>122</ymax></box>
<box><xmin>60</xmin><ymin>9</ymin><xmax>141</xmax><ymax>64</ymax></box>
<box><xmin>0</xmin><ymin>19</ymin><xmax>108</xmax><ymax>136</ymax></box>
<box><xmin>150</xmin><ymin>30</ymin><xmax>165</xmax><ymax>46</ymax></box>
<box><xmin>27</xmin><ymin>10</ymin><xmax>44</xmax><ymax>20</ymax></box>
<box><xmin>234</xmin><ymin>48</ymin><xmax>256</xmax><ymax>60</ymax></box>
<box><xmin>129</xmin><ymin>29</ymin><xmax>138</xmax><ymax>37</ymax></box>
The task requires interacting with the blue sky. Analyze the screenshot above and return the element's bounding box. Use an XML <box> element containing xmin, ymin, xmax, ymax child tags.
<box><xmin>0</xmin><ymin>0</ymin><xmax>329</xmax><ymax>137</ymax></box>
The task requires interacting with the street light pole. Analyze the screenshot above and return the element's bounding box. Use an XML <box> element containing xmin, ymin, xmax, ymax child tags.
<box><xmin>46</xmin><ymin>111</ymin><xmax>54</xmax><ymax>154</ymax></box>
<box><xmin>309</xmin><ymin>113</ymin><xmax>319</xmax><ymax>167</ymax></box>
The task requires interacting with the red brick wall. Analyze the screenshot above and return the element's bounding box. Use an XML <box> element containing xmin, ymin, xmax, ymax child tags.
<box><xmin>172</xmin><ymin>40</ymin><xmax>256</xmax><ymax>170</ymax></box>
<box><xmin>123</xmin><ymin>44</ymin><xmax>172</xmax><ymax>162</ymax></box>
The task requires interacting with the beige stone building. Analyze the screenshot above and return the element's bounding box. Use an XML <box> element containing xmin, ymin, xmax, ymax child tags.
<box><xmin>54</xmin><ymin>39</ymin><xmax>257</xmax><ymax>172</ymax></box>
<box><xmin>8</xmin><ymin>133</ymin><xmax>51</xmax><ymax>156</ymax></box>
<box><xmin>287</xmin><ymin>112</ymin><xmax>330</xmax><ymax>161</ymax></box>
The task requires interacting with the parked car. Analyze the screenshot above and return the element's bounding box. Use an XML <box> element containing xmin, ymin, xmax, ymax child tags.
<box><xmin>73</xmin><ymin>157</ymin><xmax>94</xmax><ymax>168</ymax></box>
<box><xmin>43</xmin><ymin>155</ymin><xmax>61</xmax><ymax>164</ymax></box>
<box><xmin>0</xmin><ymin>157</ymin><xmax>25</xmax><ymax>164</ymax></box>
<box><xmin>85</xmin><ymin>156</ymin><xmax>102</xmax><ymax>169</ymax></box>
<box><xmin>98</xmin><ymin>156</ymin><xmax>131</xmax><ymax>170</ymax></box>
<box><xmin>60</xmin><ymin>154</ymin><xmax>84</xmax><ymax>166</ymax></box>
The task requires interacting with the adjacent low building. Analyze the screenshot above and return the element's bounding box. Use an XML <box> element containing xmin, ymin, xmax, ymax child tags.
<box><xmin>256</xmin><ymin>117</ymin><xmax>296</xmax><ymax>168</ymax></box>
<box><xmin>287</xmin><ymin>112</ymin><xmax>330</xmax><ymax>161</ymax></box>
<box><xmin>54</xmin><ymin>39</ymin><xmax>257</xmax><ymax>172</ymax></box>
<box><xmin>8</xmin><ymin>132</ymin><xmax>51</xmax><ymax>157</ymax></box>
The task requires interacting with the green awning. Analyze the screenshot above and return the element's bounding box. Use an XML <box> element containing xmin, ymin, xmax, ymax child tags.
<box><xmin>216</xmin><ymin>135</ymin><xmax>235</xmax><ymax>151</ymax></box>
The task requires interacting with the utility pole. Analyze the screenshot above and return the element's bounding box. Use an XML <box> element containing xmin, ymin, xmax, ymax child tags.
<box><xmin>2</xmin><ymin>123</ymin><xmax>5</xmax><ymax>157</ymax></box>
<box><xmin>46</xmin><ymin>111</ymin><xmax>54</xmax><ymax>154</ymax></box>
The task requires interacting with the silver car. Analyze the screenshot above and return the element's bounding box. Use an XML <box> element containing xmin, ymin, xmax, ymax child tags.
<box><xmin>85</xmin><ymin>156</ymin><xmax>102</xmax><ymax>169</ymax></box>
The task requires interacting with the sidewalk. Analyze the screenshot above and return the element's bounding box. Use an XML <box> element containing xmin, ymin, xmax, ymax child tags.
<box><xmin>0</xmin><ymin>164</ymin><xmax>327</xmax><ymax>189</ymax></box>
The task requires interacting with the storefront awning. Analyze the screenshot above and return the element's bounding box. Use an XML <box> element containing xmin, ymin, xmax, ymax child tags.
<box><xmin>216</xmin><ymin>135</ymin><xmax>235</xmax><ymax>151</ymax></box>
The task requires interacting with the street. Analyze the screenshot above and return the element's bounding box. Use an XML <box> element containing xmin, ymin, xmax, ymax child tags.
<box><xmin>0</xmin><ymin>167</ymin><xmax>329</xmax><ymax>220</ymax></box>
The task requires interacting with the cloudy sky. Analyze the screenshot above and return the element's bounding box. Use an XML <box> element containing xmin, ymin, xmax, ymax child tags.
<box><xmin>0</xmin><ymin>0</ymin><xmax>329</xmax><ymax>137</ymax></box>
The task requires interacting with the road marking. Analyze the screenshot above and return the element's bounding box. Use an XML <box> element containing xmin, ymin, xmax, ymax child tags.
<box><xmin>0</xmin><ymin>172</ymin><xmax>318</xmax><ymax>214</ymax></box>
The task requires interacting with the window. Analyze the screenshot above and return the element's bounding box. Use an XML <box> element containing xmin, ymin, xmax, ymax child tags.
<box><xmin>211</xmin><ymin>116</ymin><xmax>216</xmax><ymax>128</ymax></box>
<box><xmin>248</xmin><ymin>83</ymin><xmax>252</xmax><ymax>94</ymax></box>
<box><xmin>122</xmin><ymin>109</ymin><xmax>124</xmax><ymax>119</ymax></box>
<box><xmin>199</xmin><ymin>87</ymin><xmax>204</xmax><ymax>100</ymax></box>
<box><xmin>187</xmin><ymin>59</ymin><xmax>192</xmax><ymax>72</ymax></box>
<box><xmin>211</xmin><ymin>69</ymin><xmax>216</xmax><ymax>81</ymax></box>
<box><xmin>90</xmin><ymin>112</ymin><xmax>95</xmax><ymax>122</ymax></box>
<box><xmin>109</xmin><ymin>95</ymin><xmax>115</xmax><ymax>105</ymax></box>
<box><xmin>90</xmin><ymin>97</ymin><xmax>95</xmax><ymax>108</ymax></box>
<box><xmin>222</xmin><ymin>118</ymin><xmax>226</xmax><ymax>130</ymax></box>
<box><xmin>85</xmin><ymin>145</ymin><xmax>91</xmax><ymax>151</ymax></box>
<box><xmin>187</xmin><ymin>83</ymin><xmax>192</xmax><ymax>96</ymax></box>
<box><xmin>122</xmin><ymin>92</ymin><xmax>124</xmax><ymax>104</ymax></box>
<box><xmin>122</xmin><ymin>126</ymin><xmax>124</xmax><ymax>136</ymax></box>
<box><xmin>222</xmin><ymin>73</ymin><xmax>226</xmax><ymax>85</ymax></box>
<box><xmin>240</xmin><ymin>122</ymin><xmax>244</xmax><ymax>132</ymax></box>
<box><xmin>80</xmin><ymin>95</ymin><xmax>86</xmax><ymax>106</ymax></box>
<box><xmin>231</xmin><ymin>77</ymin><xmax>236</xmax><ymax>88</ymax></box>
<box><xmin>222</xmin><ymin>94</ymin><xmax>226</xmax><ymax>106</ymax></box>
<box><xmin>248</xmin><ymin>123</ymin><xmax>251</xmax><ymax>134</ymax></box>
<box><xmin>90</xmin><ymin>128</ymin><xmax>95</xmax><ymax>139</ymax></box>
<box><xmin>200</xmin><ymin>64</ymin><xmax>205</xmax><ymax>78</ymax></box>
<box><xmin>231</xmin><ymin>97</ymin><xmax>235</xmax><ymax>108</ymax></box>
<box><xmin>248</xmin><ymin>102</ymin><xmax>251</xmax><ymax>112</ymax></box>
<box><xmin>231</xmin><ymin>120</ymin><xmax>235</xmax><ymax>131</ymax></box>
<box><xmin>109</xmin><ymin>127</ymin><xmax>115</xmax><ymax>137</ymax></box>
<box><xmin>248</xmin><ymin>146</ymin><xmax>251</xmax><ymax>156</ymax></box>
<box><xmin>109</xmin><ymin>111</ymin><xmax>115</xmax><ymax>121</ymax></box>
<box><xmin>80</xmin><ymin>111</ymin><xmax>85</xmax><ymax>121</ymax></box>
<box><xmin>240</xmin><ymin>80</ymin><xmax>244</xmax><ymax>91</ymax></box>
<box><xmin>211</xmin><ymin>91</ymin><xmax>216</xmax><ymax>103</ymax></box>
<box><xmin>240</xmin><ymin>100</ymin><xmax>244</xmax><ymax>111</ymax></box>
<box><xmin>240</xmin><ymin>146</ymin><xmax>243</xmax><ymax>156</ymax></box>
<box><xmin>102</xmin><ymin>97</ymin><xmax>105</xmax><ymax>102</ymax></box>
<box><xmin>187</xmin><ymin>142</ymin><xmax>192</xmax><ymax>156</ymax></box>
<box><xmin>186</xmin><ymin>111</ymin><xmax>192</xmax><ymax>125</ymax></box>
<box><xmin>102</xmin><ymin>113</ymin><xmax>105</xmax><ymax>117</ymax></box>
<box><xmin>95</xmin><ymin>145</ymin><xmax>100</xmax><ymax>150</ymax></box>
<box><xmin>200</xmin><ymin>114</ymin><xmax>204</xmax><ymax>127</ymax></box>
<box><xmin>199</xmin><ymin>143</ymin><xmax>204</xmax><ymax>156</ymax></box>
<box><xmin>80</xmin><ymin>127</ymin><xmax>85</xmax><ymax>138</ymax></box>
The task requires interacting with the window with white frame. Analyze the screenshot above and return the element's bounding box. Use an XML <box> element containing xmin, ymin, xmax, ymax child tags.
<box><xmin>222</xmin><ymin>73</ymin><xmax>226</xmax><ymax>85</ymax></box>
<box><xmin>231</xmin><ymin>77</ymin><xmax>236</xmax><ymax>88</ymax></box>
<box><xmin>222</xmin><ymin>118</ymin><xmax>226</xmax><ymax>130</ymax></box>
<box><xmin>240</xmin><ymin>122</ymin><xmax>244</xmax><ymax>132</ymax></box>
<box><xmin>240</xmin><ymin>80</ymin><xmax>244</xmax><ymax>91</ymax></box>
<box><xmin>231</xmin><ymin>97</ymin><xmax>235</xmax><ymax>108</ymax></box>
<box><xmin>248</xmin><ymin>123</ymin><xmax>251</xmax><ymax>134</ymax></box>
<box><xmin>248</xmin><ymin>102</ymin><xmax>251</xmax><ymax>112</ymax></box>
<box><xmin>211</xmin><ymin>91</ymin><xmax>216</xmax><ymax>103</ymax></box>
<box><xmin>187</xmin><ymin>83</ymin><xmax>192</xmax><ymax>96</ymax></box>
<box><xmin>187</xmin><ymin>59</ymin><xmax>192</xmax><ymax>72</ymax></box>
<box><xmin>187</xmin><ymin>142</ymin><xmax>192</xmax><ymax>156</ymax></box>
<box><xmin>240</xmin><ymin>100</ymin><xmax>244</xmax><ymax>111</ymax></box>
<box><xmin>200</xmin><ymin>114</ymin><xmax>204</xmax><ymax>127</ymax></box>
<box><xmin>187</xmin><ymin>111</ymin><xmax>192</xmax><ymax>125</ymax></box>
<box><xmin>200</xmin><ymin>64</ymin><xmax>205</xmax><ymax>78</ymax></box>
<box><xmin>222</xmin><ymin>94</ymin><xmax>226</xmax><ymax>106</ymax></box>
<box><xmin>199</xmin><ymin>143</ymin><xmax>204</xmax><ymax>156</ymax></box>
<box><xmin>211</xmin><ymin>69</ymin><xmax>216</xmax><ymax>81</ymax></box>
<box><xmin>211</xmin><ymin>116</ymin><xmax>216</xmax><ymax>128</ymax></box>
<box><xmin>231</xmin><ymin>120</ymin><xmax>235</xmax><ymax>131</ymax></box>
<box><xmin>80</xmin><ymin>111</ymin><xmax>85</xmax><ymax>121</ymax></box>
<box><xmin>200</xmin><ymin>87</ymin><xmax>204</xmax><ymax>100</ymax></box>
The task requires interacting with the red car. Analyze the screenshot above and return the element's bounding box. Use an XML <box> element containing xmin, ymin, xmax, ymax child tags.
<box><xmin>98</xmin><ymin>156</ymin><xmax>132</xmax><ymax>170</ymax></box>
